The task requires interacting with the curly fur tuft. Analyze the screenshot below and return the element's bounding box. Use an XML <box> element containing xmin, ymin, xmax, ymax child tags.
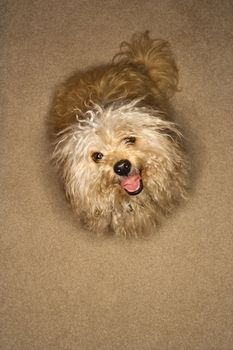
<box><xmin>113</xmin><ymin>31</ymin><xmax>178</xmax><ymax>98</ymax></box>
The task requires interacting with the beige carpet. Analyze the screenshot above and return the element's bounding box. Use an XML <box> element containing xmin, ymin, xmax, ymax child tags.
<box><xmin>1</xmin><ymin>1</ymin><xmax>233</xmax><ymax>349</ymax></box>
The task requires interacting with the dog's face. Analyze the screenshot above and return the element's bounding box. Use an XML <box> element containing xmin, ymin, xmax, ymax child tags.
<box><xmin>53</xmin><ymin>100</ymin><xmax>186</xmax><ymax>217</ymax></box>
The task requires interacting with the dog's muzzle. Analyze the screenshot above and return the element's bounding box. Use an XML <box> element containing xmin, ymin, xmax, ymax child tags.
<box><xmin>113</xmin><ymin>159</ymin><xmax>143</xmax><ymax>195</ymax></box>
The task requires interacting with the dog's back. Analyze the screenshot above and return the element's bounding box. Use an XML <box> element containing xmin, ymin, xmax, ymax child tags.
<box><xmin>49</xmin><ymin>32</ymin><xmax>178</xmax><ymax>134</ymax></box>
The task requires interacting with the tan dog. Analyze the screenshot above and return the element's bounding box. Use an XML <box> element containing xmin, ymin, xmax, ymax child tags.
<box><xmin>48</xmin><ymin>32</ymin><xmax>188</xmax><ymax>237</ymax></box>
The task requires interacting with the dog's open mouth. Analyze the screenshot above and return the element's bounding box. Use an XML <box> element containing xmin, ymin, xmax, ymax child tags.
<box><xmin>120</xmin><ymin>174</ymin><xmax>143</xmax><ymax>195</ymax></box>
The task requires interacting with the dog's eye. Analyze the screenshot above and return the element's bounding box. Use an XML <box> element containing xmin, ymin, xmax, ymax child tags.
<box><xmin>124</xmin><ymin>136</ymin><xmax>136</xmax><ymax>145</ymax></box>
<box><xmin>92</xmin><ymin>152</ymin><xmax>104</xmax><ymax>162</ymax></box>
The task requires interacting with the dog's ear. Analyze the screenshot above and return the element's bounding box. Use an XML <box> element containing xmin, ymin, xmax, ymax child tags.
<box><xmin>114</xmin><ymin>31</ymin><xmax>179</xmax><ymax>98</ymax></box>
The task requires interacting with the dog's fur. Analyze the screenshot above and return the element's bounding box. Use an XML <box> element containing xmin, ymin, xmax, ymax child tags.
<box><xmin>48</xmin><ymin>32</ymin><xmax>188</xmax><ymax>237</ymax></box>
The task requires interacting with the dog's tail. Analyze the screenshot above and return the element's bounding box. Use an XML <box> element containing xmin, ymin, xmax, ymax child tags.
<box><xmin>113</xmin><ymin>31</ymin><xmax>178</xmax><ymax>98</ymax></box>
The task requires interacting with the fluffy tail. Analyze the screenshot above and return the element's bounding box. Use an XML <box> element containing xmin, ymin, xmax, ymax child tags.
<box><xmin>113</xmin><ymin>31</ymin><xmax>178</xmax><ymax>98</ymax></box>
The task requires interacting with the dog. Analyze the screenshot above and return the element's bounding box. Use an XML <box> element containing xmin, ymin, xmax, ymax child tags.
<box><xmin>48</xmin><ymin>31</ymin><xmax>188</xmax><ymax>237</ymax></box>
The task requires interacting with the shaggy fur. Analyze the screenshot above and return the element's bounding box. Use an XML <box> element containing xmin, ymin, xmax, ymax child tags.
<box><xmin>48</xmin><ymin>31</ymin><xmax>188</xmax><ymax>237</ymax></box>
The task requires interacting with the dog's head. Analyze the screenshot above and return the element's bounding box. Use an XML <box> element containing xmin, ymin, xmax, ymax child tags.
<box><xmin>52</xmin><ymin>99</ymin><xmax>187</xmax><ymax>217</ymax></box>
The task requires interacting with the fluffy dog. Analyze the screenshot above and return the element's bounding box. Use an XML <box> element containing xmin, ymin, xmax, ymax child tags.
<box><xmin>48</xmin><ymin>32</ymin><xmax>188</xmax><ymax>237</ymax></box>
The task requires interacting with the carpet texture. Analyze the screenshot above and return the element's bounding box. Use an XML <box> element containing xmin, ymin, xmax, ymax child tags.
<box><xmin>1</xmin><ymin>1</ymin><xmax>233</xmax><ymax>349</ymax></box>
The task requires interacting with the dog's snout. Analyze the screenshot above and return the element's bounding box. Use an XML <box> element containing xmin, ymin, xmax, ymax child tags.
<box><xmin>114</xmin><ymin>159</ymin><xmax>131</xmax><ymax>176</ymax></box>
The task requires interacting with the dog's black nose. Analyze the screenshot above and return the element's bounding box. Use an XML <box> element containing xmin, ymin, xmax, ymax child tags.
<box><xmin>114</xmin><ymin>159</ymin><xmax>131</xmax><ymax>176</ymax></box>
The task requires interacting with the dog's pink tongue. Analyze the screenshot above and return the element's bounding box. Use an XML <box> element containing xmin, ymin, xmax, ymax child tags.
<box><xmin>120</xmin><ymin>175</ymin><xmax>141</xmax><ymax>193</ymax></box>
